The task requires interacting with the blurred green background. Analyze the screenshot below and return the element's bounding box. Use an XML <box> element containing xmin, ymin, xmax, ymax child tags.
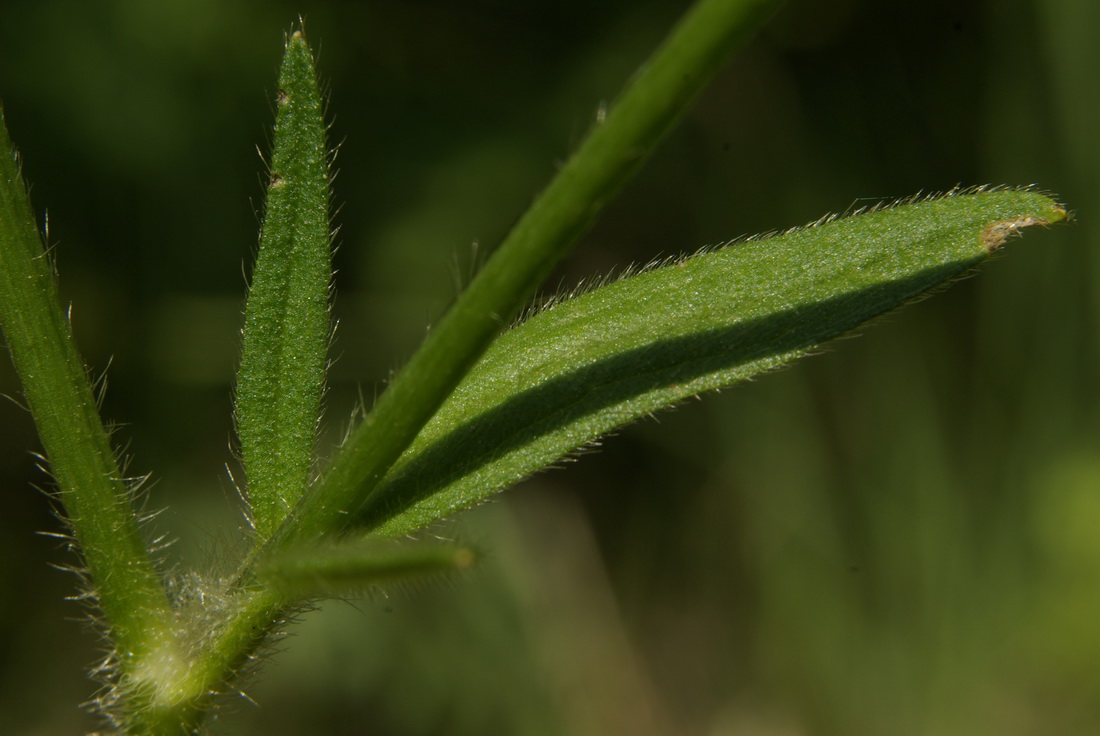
<box><xmin>1</xmin><ymin>0</ymin><xmax>1097</xmax><ymax>733</ymax></box>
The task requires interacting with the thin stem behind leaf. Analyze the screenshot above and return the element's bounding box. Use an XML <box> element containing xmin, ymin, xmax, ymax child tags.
<box><xmin>285</xmin><ymin>0</ymin><xmax>786</xmax><ymax>544</ymax></box>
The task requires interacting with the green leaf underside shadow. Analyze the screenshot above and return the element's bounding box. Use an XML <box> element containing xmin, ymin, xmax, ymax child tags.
<box><xmin>236</xmin><ymin>30</ymin><xmax>331</xmax><ymax>541</ymax></box>
<box><xmin>361</xmin><ymin>189</ymin><xmax>1065</xmax><ymax>537</ymax></box>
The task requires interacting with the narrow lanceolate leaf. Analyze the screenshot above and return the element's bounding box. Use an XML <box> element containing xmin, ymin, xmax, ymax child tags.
<box><xmin>360</xmin><ymin>188</ymin><xmax>1066</xmax><ymax>537</ymax></box>
<box><xmin>258</xmin><ymin>538</ymin><xmax>478</xmax><ymax>601</ymax></box>
<box><xmin>237</xmin><ymin>30</ymin><xmax>331</xmax><ymax>541</ymax></box>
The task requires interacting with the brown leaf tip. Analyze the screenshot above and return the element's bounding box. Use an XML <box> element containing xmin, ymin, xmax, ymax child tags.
<box><xmin>981</xmin><ymin>214</ymin><xmax>1053</xmax><ymax>253</ymax></box>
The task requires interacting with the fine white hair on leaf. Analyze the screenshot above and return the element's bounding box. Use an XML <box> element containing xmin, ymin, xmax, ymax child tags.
<box><xmin>510</xmin><ymin>184</ymin><xmax>1054</xmax><ymax>330</ymax></box>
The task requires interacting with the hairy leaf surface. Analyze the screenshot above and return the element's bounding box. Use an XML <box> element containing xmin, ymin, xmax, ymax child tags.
<box><xmin>362</xmin><ymin>189</ymin><xmax>1065</xmax><ymax>537</ymax></box>
<box><xmin>236</xmin><ymin>31</ymin><xmax>331</xmax><ymax>541</ymax></box>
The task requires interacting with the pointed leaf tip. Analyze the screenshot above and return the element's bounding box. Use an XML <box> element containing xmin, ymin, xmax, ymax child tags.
<box><xmin>981</xmin><ymin>200</ymin><xmax>1067</xmax><ymax>252</ymax></box>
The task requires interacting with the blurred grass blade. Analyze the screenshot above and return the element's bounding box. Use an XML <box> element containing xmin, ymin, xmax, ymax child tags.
<box><xmin>360</xmin><ymin>188</ymin><xmax>1066</xmax><ymax>536</ymax></box>
<box><xmin>258</xmin><ymin>538</ymin><xmax>478</xmax><ymax>601</ymax></box>
<box><xmin>236</xmin><ymin>29</ymin><xmax>331</xmax><ymax>541</ymax></box>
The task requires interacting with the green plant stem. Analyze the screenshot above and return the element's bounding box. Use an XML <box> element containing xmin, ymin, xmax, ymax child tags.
<box><xmin>284</xmin><ymin>0</ymin><xmax>784</xmax><ymax>543</ymax></box>
<box><xmin>121</xmin><ymin>588</ymin><xmax>284</xmax><ymax>735</ymax></box>
<box><xmin>194</xmin><ymin>4</ymin><xmax>784</xmax><ymax>719</ymax></box>
<box><xmin>0</xmin><ymin>110</ymin><xmax>176</xmax><ymax>699</ymax></box>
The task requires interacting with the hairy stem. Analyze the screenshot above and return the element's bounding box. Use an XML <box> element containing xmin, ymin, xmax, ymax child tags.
<box><xmin>0</xmin><ymin>108</ymin><xmax>177</xmax><ymax>712</ymax></box>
